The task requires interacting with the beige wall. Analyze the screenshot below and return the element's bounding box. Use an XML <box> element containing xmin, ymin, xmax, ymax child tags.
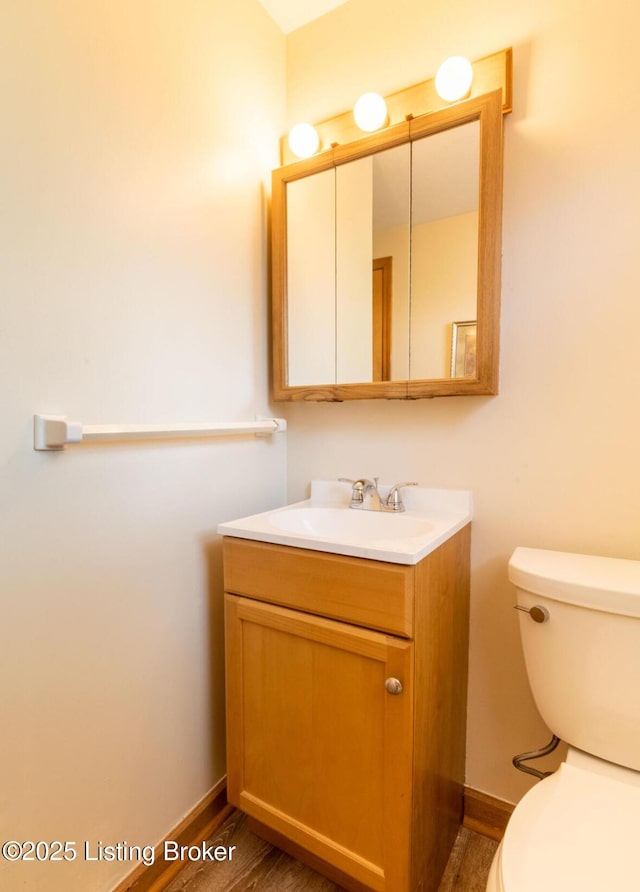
<box><xmin>0</xmin><ymin>2</ymin><xmax>285</xmax><ymax>890</ymax></box>
<box><xmin>283</xmin><ymin>0</ymin><xmax>640</xmax><ymax>804</ymax></box>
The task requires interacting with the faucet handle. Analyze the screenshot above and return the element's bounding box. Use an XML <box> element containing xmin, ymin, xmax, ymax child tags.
<box><xmin>338</xmin><ymin>477</ymin><xmax>364</xmax><ymax>505</ymax></box>
<box><xmin>338</xmin><ymin>477</ymin><xmax>381</xmax><ymax>507</ymax></box>
<box><xmin>385</xmin><ymin>482</ymin><xmax>418</xmax><ymax>512</ymax></box>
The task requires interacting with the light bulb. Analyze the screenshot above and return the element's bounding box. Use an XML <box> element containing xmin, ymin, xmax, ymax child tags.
<box><xmin>288</xmin><ymin>123</ymin><xmax>320</xmax><ymax>159</ymax></box>
<box><xmin>435</xmin><ymin>56</ymin><xmax>473</xmax><ymax>102</ymax></box>
<box><xmin>353</xmin><ymin>93</ymin><xmax>388</xmax><ymax>132</ymax></box>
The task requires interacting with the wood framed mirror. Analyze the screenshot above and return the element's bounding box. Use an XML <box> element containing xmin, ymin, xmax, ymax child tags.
<box><xmin>271</xmin><ymin>58</ymin><xmax>510</xmax><ymax>401</ymax></box>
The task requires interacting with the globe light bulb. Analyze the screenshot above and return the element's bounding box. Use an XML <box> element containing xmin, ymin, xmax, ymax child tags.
<box><xmin>288</xmin><ymin>123</ymin><xmax>320</xmax><ymax>159</ymax></box>
<box><xmin>435</xmin><ymin>56</ymin><xmax>473</xmax><ymax>102</ymax></box>
<box><xmin>353</xmin><ymin>93</ymin><xmax>388</xmax><ymax>132</ymax></box>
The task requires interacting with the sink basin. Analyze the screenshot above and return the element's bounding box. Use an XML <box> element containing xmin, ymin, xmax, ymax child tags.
<box><xmin>269</xmin><ymin>506</ymin><xmax>433</xmax><ymax>542</ymax></box>
<box><xmin>218</xmin><ymin>480</ymin><xmax>472</xmax><ymax>565</ymax></box>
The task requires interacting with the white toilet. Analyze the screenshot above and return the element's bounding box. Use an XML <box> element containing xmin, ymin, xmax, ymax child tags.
<box><xmin>486</xmin><ymin>546</ymin><xmax>640</xmax><ymax>892</ymax></box>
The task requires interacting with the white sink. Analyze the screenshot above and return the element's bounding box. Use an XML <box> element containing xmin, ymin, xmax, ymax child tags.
<box><xmin>269</xmin><ymin>506</ymin><xmax>433</xmax><ymax>541</ymax></box>
<box><xmin>217</xmin><ymin>480</ymin><xmax>472</xmax><ymax>565</ymax></box>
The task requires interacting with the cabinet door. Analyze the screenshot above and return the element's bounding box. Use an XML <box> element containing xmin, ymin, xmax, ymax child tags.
<box><xmin>225</xmin><ymin>594</ymin><xmax>413</xmax><ymax>892</ymax></box>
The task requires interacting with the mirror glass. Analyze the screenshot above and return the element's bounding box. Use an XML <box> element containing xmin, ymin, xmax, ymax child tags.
<box><xmin>409</xmin><ymin>121</ymin><xmax>479</xmax><ymax>380</ymax></box>
<box><xmin>273</xmin><ymin>90</ymin><xmax>503</xmax><ymax>400</ymax></box>
<box><xmin>286</xmin><ymin>168</ymin><xmax>336</xmax><ymax>386</ymax></box>
<box><xmin>372</xmin><ymin>145</ymin><xmax>411</xmax><ymax>381</ymax></box>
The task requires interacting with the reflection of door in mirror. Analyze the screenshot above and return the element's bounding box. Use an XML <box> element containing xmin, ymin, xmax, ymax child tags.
<box><xmin>372</xmin><ymin>257</ymin><xmax>392</xmax><ymax>381</ymax></box>
<box><xmin>409</xmin><ymin>122</ymin><xmax>480</xmax><ymax>380</ymax></box>
<box><xmin>372</xmin><ymin>144</ymin><xmax>410</xmax><ymax>381</ymax></box>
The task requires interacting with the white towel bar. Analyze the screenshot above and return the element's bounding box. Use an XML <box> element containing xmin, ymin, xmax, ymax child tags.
<box><xmin>33</xmin><ymin>414</ymin><xmax>287</xmax><ymax>451</ymax></box>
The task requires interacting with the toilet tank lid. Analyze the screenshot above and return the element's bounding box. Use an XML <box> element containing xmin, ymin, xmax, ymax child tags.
<box><xmin>509</xmin><ymin>547</ymin><xmax>640</xmax><ymax>618</ymax></box>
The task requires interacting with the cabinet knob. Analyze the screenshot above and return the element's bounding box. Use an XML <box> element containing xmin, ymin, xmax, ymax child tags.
<box><xmin>385</xmin><ymin>677</ymin><xmax>403</xmax><ymax>695</ymax></box>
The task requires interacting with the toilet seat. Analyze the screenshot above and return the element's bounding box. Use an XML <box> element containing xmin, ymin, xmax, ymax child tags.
<box><xmin>495</xmin><ymin>761</ymin><xmax>640</xmax><ymax>891</ymax></box>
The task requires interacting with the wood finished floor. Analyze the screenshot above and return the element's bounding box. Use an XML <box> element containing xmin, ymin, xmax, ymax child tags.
<box><xmin>164</xmin><ymin>810</ymin><xmax>497</xmax><ymax>892</ymax></box>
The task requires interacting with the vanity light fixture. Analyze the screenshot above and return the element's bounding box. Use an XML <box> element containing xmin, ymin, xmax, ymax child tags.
<box><xmin>435</xmin><ymin>56</ymin><xmax>474</xmax><ymax>102</ymax></box>
<box><xmin>278</xmin><ymin>47</ymin><xmax>511</xmax><ymax>167</ymax></box>
<box><xmin>287</xmin><ymin>122</ymin><xmax>320</xmax><ymax>159</ymax></box>
<box><xmin>353</xmin><ymin>92</ymin><xmax>388</xmax><ymax>132</ymax></box>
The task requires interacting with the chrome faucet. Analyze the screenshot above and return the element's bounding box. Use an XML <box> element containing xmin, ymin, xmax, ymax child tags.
<box><xmin>339</xmin><ymin>478</ymin><xmax>418</xmax><ymax>512</ymax></box>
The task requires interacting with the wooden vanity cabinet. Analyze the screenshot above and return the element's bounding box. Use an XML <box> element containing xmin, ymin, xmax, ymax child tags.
<box><xmin>223</xmin><ymin>525</ymin><xmax>470</xmax><ymax>892</ymax></box>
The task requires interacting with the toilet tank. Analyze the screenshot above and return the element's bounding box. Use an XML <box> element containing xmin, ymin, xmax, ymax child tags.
<box><xmin>509</xmin><ymin>547</ymin><xmax>640</xmax><ymax>772</ymax></box>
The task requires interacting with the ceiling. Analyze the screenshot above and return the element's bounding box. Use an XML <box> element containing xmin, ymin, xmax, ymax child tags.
<box><xmin>257</xmin><ymin>0</ymin><xmax>350</xmax><ymax>33</ymax></box>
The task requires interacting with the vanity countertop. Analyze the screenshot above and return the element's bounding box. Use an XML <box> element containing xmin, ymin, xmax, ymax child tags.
<box><xmin>217</xmin><ymin>480</ymin><xmax>472</xmax><ymax>565</ymax></box>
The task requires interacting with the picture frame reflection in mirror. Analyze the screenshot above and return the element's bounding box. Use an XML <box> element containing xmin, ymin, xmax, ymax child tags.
<box><xmin>450</xmin><ymin>320</ymin><xmax>477</xmax><ymax>377</ymax></box>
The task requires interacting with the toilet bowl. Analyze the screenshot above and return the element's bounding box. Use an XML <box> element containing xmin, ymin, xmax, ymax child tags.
<box><xmin>487</xmin><ymin>547</ymin><xmax>640</xmax><ymax>892</ymax></box>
